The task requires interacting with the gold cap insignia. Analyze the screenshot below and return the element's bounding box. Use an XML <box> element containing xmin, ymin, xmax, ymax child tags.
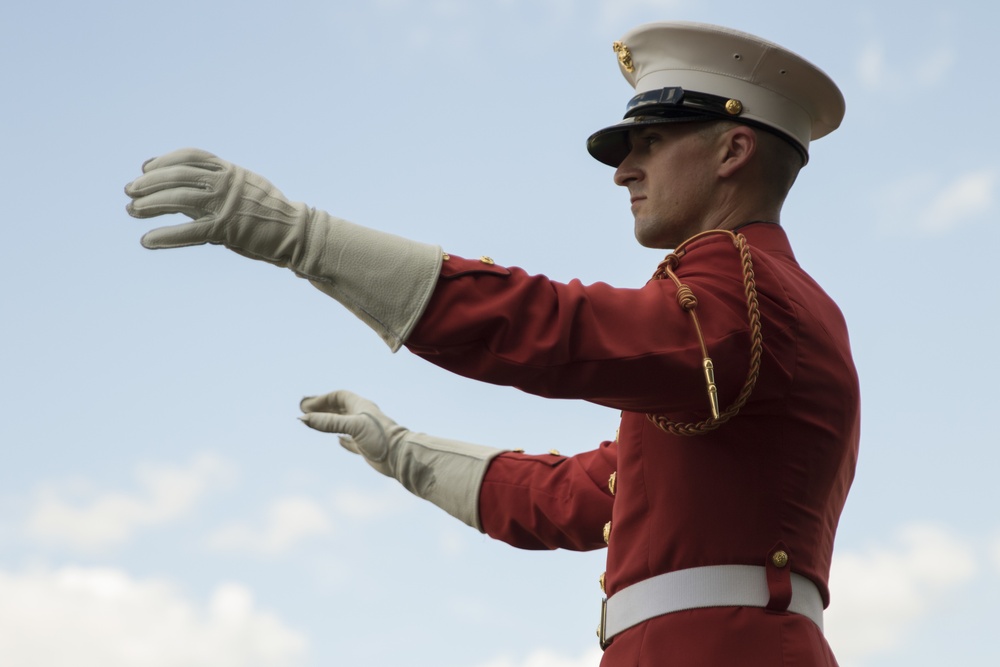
<box><xmin>613</xmin><ymin>41</ymin><xmax>634</xmax><ymax>73</ymax></box>
<box><xmin>725</xmin><ymin>99</ymin><xmax>744</xmax><ymax>115</ymax></box>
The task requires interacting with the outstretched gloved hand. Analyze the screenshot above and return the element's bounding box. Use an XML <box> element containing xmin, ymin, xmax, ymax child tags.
<box><xmin>125</xmin><ymin>148</ymin><xmax>308</xmax><ymax>266</ymax></box>
<box><xmin>124</xmin><ymin>148</ymin><xmax>443</xmax><ymax>350</ymax></box>
<box><xmin>299</xmin><ymin>390</ymin><xmax>503</xmax><ymax>530</ymax></box>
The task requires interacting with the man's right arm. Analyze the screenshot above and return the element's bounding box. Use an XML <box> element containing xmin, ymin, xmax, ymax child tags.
<box><xmin>300</xmin><ymin>390</ymin><xmax>616</xmax><ymax>551</ymax></box>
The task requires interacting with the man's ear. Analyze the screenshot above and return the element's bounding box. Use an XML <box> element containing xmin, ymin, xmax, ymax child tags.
<box><xmin>717</xmin><ymin>125</ymin><xmax>757</xmax><ymax>178</ymax></box>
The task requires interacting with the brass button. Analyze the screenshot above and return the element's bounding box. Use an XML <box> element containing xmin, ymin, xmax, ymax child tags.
<box><xmin>548</xmin><ymin>449</ymin><xmax>560</xmax><ymax>456</ymax></box>
<box><xmin>442</xmin><ymin>252</ymin><xmax>450</xmax><ymax>261</ymax></box>
<box><xmin>725</xmin><ymin>98</ymin><xmax>744</xmax><ymax>115</ymax></box>
<box><xmin>512</xmin><ymin>448</ymin><xmax>525</xmax><ymax>453</ymax></box>
<box><xmin>608</xmin><ymin>472</ymin><xmax>617</xmax><ymax>496</ymax></box>
<box><xmin>479</xmin><ymin>256</ymin><xmax>495</xmax><ymax>265</ymax></box>
<box><xmin>603</xmin><ymin>521</ymin><xmax>612</xmax><ymax>544</ymax></box>
<box><xmin>599</xmin><ymin>571</ymin><xmax>607</xmax><ymax>593</ymax></box>
<box><xmin>772</xmin><ymin>550</ymin><xmax>789</xmax><ymax>568</ymax></box>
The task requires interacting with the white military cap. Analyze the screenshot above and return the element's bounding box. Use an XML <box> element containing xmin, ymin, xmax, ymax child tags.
<box><xmin>587</xmin><ymin>21</ymin><xmax>845</xmax><ymax>166</ymax></box>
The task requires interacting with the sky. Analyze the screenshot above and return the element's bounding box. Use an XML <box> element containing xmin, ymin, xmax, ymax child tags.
<box><xmin>1</xmin><ymin>0</ymin><xmax>998</xmax><ymax>665</ymax></box>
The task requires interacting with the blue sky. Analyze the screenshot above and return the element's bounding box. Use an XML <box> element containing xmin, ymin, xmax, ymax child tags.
<box><xmin>1</xmin><ymin>1</ymin><xmax>998</xmax><ymax>665</ymax></box>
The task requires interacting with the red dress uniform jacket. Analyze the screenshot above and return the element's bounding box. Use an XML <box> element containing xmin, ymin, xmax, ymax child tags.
<box><xmin>405</xmin><ymin>223</ymin><xmax>860</xmax><ymax>667</ymax></box>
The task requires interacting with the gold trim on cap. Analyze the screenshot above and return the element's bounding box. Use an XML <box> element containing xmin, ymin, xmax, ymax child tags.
<box><xmin>725</xmin><ymin>99</ymin><xmax>744</xmax><ymax>115</ymax></box>
<box><xmin>613</xmin><ymin>41</ymin><xmax>634</xmax><ymax>73</ymax></box>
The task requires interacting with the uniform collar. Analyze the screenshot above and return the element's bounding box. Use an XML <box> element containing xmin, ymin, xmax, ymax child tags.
<box><xmin>730</xmin><ymin>221</ymin><xmax>796</xmax><ymax>262</ymax></box>
<box><xmin>668</xmin><ymin>221</ymin><xmax>797</xmax><ymax>263</ymax></box>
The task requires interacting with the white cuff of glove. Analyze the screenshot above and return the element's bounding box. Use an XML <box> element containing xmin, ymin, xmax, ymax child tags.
<box><xmin>297</xmin><ymin>211</ymin><xmax>443</xmax><ymax>352</ymax></box>
<box><xmin>390</xmin><ymin>432</ymin><xmax>503</xmax><ymax>531</ymax></box>
<box><xmin>299</xmin><ymin>390</ymin><xmax>505</xmax><ymax>531</ymax></box>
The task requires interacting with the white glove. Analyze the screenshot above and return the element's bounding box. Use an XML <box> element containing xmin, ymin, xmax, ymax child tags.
<box><xmin>125</xmin><ymin>148</ymin><xmax>443</xmax><ymax>350</ymax></box>
<box><xmin>299</xmin><ymin>390</ymin><xmax>504</xmax><ymax>530</ymax></box>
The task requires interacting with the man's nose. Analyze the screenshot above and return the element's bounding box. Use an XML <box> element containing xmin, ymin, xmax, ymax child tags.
<box><xmin>613</xmin><ymin>154</ymin><xmax>641</xmax><ymax>186</ymax></box>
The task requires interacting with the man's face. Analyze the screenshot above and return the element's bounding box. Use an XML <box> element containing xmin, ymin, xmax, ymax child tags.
<box><xmin>613</xmin><ymin>122</ymin><xmax>720</xmax><ymax>249</ymax></box>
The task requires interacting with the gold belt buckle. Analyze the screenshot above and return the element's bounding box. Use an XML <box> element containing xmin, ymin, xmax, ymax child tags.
<box><xmin>596</xmin><ymin>596</ymin><xmax>610</xmax><ymax>650</ymax></box>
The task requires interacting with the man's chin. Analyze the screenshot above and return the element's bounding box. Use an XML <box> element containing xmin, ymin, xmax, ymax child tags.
<box><xmin>634</xmin><ymin>226</ymin><xmax>676</xmax><ymax>251</ymax></box>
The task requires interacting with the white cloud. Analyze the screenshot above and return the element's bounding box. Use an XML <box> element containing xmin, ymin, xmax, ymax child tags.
<box><xmin>825</xmin><ymin>522</ymin><xmax>976</xmax><ymax>664</ymax></box>
<box><xmin>597</xmin><ymin>0</ymin><xmax>685</xmax><ymax>26</ymax></box>
<box><xmin>27</xmin><ymin>454</ymin><xmax>234</xmax><ymax>552</ymax></box>
<box><xmin>914</xmin><ymin>48</ymin><xmax>956</xmax><ymax>86</ymax></box>
<box><xmin>207</xmin><ymin>486</ymin><xmax>411</xmax><ymax>557</ymax></box>
<box><xmin>874</xmin><ymin>171</ymin><xmax>934</xmax><ymax>232</ymax></box>
<box><xmin>430</xmin><ymin>0</ymin><xmax>466</xmax><ymax>18</ymax></box>
<box><xmin>439</xmin><ymin>527</ymin><xmax>469</xmax><ymax>556</ymax></box>
<box><xmin>858</xmin><ymin>41</ymin><xmax>887</xmax><ymax>88</ymax></box>
<box><xmin>208</xmin><ymin>496</ymin><xmax>333</xmax><ymax>556</ymax></box>
<box><xmin>473</xmin><ymin>646</ymin><xmax>603</xmax><ymax>667</ymax></box>
<box><xmin>875</xmin><ymin>168</ymin><xmax>996</xmax><ymax>235</ymax></box>
<box><xmin>331</xmin><ymin>486</ymin><xmax>410</xmax><ymax>519</ymax></box>
<box><xmin>857</xmin><ymin>40</ymin><xmax>956</xmax><ymax>91</ymax></box>
<box><xmin>0</xmin><ymin>566</ymin><xmax>306</xmax><ymax>667</ymax></box>
<box><xmin>918</xmin><ymin>168</ymin><xmax>996</xmax><ymax>234</ymax></box>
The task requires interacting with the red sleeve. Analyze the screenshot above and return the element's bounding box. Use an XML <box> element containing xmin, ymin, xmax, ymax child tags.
<box><xmin>405</xmin><ymin>241</ymin><xmax>773</xmax><ymax>414</ymax></box>
<box><xmin>479</xmin><ymin>441</ymin><xmax>617</xmax><ymax>551</ymax></box>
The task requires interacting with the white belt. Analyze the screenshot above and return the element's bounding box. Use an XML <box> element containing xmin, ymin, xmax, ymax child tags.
<box><xmin>598</xmin><ymin>565</ymin><xmax>824</xmax><ymax>648</ymax></box>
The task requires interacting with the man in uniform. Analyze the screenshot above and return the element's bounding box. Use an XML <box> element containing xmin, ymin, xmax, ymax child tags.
<box><xmin>126</xmin><ymin>21</ymin><xmax>859</xmax><ymax>667</ymax></box>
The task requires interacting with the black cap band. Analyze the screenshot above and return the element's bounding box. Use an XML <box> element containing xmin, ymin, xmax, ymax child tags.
<box><xmin>624</xmin><ymin>86</ymin><xmax>741</xmax><ymax>121</ymax></box>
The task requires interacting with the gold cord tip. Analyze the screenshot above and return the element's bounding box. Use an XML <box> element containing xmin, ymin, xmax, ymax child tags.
<box><xmin>703</xmin><ymin>358</ymin><xmax>720</xmax><ymax>419</ymax></box>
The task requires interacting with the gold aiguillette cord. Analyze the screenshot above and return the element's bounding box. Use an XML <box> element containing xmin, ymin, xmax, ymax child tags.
<box><xmin>647</xmin><ymin>229</ymin><xmax>763</xmax><ymax>436</ymax></box>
